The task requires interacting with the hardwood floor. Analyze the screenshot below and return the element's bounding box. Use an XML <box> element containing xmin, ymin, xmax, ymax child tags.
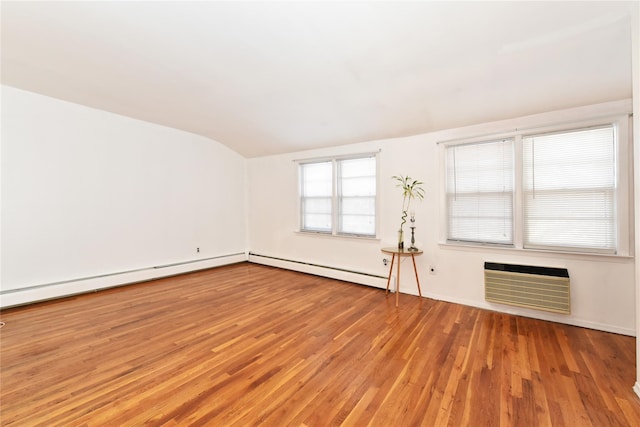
<box><xmin>1</xmin><ymin>262</ymin><xmax>639</xmax><ymax>426</ymax></box>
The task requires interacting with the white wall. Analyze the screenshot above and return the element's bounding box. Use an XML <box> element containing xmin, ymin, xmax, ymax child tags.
<box><xmin>248</xmin><ymin>101</ymin><xmax>635</xmax><ymax>336</ymax></box>
<box><xmin>631</xmin><ymin>1</ymin><xmax>640</xmax><ymax>398</ymax></box>
<box><xmin>1</xmin><ymin>86</ymin><xmax>247</xmax><ymax>306</ymax></box>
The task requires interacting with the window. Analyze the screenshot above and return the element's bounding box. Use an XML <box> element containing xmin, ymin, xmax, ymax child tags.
<box><xmin>444</xmin><ymin>118</ymin><xmax>628</xmax><ymax>255</ymax></box>
<box><xmin>300</xmin><ymin>161</ymin><xmax>333</xmax><ymax>232</ymax></box>
<box><xmin>299</xmin><ymin>154</ymin><xmax>377</xmax><ymax>237</ymax></box>
<box><xmin>337</xmin><ymin>157</ymin><xmax>376</xmax><ymax>235</ymax></box>
<box><xmin>523</xmin><ymin>126</ymin><xmax>616</xmax><ymax>252</ymax></box>
<box><xmin>446</xmin><ymin>139</ymin><xmax>514</xmax><ymax>245</ymax></box>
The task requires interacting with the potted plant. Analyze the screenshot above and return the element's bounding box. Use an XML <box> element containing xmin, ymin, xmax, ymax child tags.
<box><xmin>392</xmin><ymin>175</ymin><xmax>425</xmax><ymax>249</ymax></box>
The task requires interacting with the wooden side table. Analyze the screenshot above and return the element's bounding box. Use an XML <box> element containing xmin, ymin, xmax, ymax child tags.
<box><xmin>381</xmin><ymin>247</ymin><xmax>423</xmax><ymax>307</ymax></box>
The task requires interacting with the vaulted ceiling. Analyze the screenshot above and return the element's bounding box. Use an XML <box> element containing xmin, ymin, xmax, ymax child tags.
<box><xmin>1</xmin><ymin>1</ymin><xmax>634</xmax><ymax>157</ymax></box>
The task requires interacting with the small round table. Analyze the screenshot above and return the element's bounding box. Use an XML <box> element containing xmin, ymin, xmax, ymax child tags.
<box><xmin>381</xmin><ymin>247</ymin><xmax>423</xmax><ymax>307</ymax></box>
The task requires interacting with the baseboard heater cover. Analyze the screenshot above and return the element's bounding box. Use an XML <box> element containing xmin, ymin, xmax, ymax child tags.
<box><xmin>248</xmin><ymin>252</ymin><xmax>388</xmax><ymax>289</ymax></box>
<box><xmin>0</xmin><ymin>252</ymin><xmax>247</xmax><ymax>308</ymax></box>
<box><xmin>484</xmin><ymin>262</ymin><xmax>570</xmax><ymax>314</ymax></box>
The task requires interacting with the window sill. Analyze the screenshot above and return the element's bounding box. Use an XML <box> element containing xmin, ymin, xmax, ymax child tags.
<box><xmin>295</xmin><ymin>230</ymin><xmax>380</xmax><ymax>242</ymax></box>
<box><xmin>439</xmin><ymin>241</ymin><xmax>633</xmax><ymax>262</ymax></box>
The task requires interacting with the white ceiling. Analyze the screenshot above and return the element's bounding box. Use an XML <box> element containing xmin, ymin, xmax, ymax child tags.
<box><xmin>1</xmin><ymin>1</ymin><xmax>634</xmax><ymax>157</ymax></box>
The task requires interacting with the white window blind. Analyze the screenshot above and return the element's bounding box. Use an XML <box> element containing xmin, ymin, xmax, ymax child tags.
<box><xmin>522</xmin><ymin>126</ymin><xmax>616</xmax><ymax>253</ymax></box>
<box><xmin>337</xmin><ymin>156</ymin><xmax>376</xmax><ymax>236</ymax></box>
<box><xmin>446</xmin><ymin>139</ymin><xmax>514</xmax><ymax>244</ymax></box>
<box><xmin>300</xmin><ymin>161</ymin><xmax>332</xmax><ymax>233</ymax></box>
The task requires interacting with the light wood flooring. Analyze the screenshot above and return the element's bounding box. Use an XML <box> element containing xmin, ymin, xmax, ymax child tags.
<box><xmin>1</xmin><ymin>262</ymin><xmax>639</xmax><ymax>426</ymax></box>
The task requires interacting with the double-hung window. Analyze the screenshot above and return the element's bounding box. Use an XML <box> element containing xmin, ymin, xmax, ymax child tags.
<box><xmin>299</xmin><ymin>154</ymin><xmax>377</xmax><ymax>237</ymax></box>
<box><xmin>444</xmin><ymin>116</ymin><xmax>629</xmax><ymax>255</ymax></box>
<box><xmin>446</xmin><ymin>139</ymin><xmax>514</xmax><ymax>245</ymax></box>
<box><xmin>300</xmin><ymin>161</ymin><xmax>333</xmax><ymax>233</ymax></box>
<box><xmin>522</xmin><ymin>126</ymin><xmax>616</xmax><ymax>252</ymax></box>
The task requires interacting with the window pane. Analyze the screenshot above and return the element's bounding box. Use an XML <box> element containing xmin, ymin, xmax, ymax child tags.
<box><xmin>523</xmin><ymin>126</ymin><xmax>616</xmax><ymax>252</ymax></box>
<box><xmin>338</xmin><ymin>157</ymin><xmax>376</xmax><ymax>236</ymax></box>
<box><xmin>301</xmin><ymin>197</ymin><xmax>332</xmax><ymax>232</ymax></box>
<box><xmin>300</xmin><ymin>161</ymin><xmax>332</xmax><ymax>232</ymax></box>
<box><xmin>446</xmin><ymin>139</ymin><xmax>514</xmax><ymax>244</ymax></box>
<box><xmin>303</xmin><ymin>213</ymin><xmax>332</xmax><ymax>231</ymax></box>
<box><xmin>341</xmin><ymin>177</ymin><xmax>376</xmax><ymax>196</ymax></box>
<box><xmin>301</xmin><ymin>162</ymin><xmax>332</xmax><ymax>197</ymax></box>
<box><xmin>303</xmin><ymin>197</ymin><xmax>332</xmax><ymax>214</ymax></box>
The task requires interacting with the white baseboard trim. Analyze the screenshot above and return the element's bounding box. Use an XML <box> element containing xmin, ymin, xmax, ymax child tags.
<box><xmin>0</xmin><ymin>253</ymin><xmax>247</xmax><ymax>308</ymax></box>
<box><xmin>422</xmin><ymin>290</ymin><xmax>636</xmax><ymax>337</ymax></box>
<box><xmin>634</xmin><ymin>382</ymin><xmax>640</xmax><ymax>399</ymax></box>
<box><xmin>248</xmin><ymin>253</ymin><xmax>389</xmax><ymax>289</ymax></box>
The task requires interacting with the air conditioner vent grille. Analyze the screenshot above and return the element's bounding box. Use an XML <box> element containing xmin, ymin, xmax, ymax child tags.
<box><xmin>484</xmin><ymin>263</ymin><xmax>570</xmax><ymax>314</ymax></box>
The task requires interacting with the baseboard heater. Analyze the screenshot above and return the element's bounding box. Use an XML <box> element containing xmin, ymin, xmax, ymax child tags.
<box><xmin>0</xmin><ymin>253</ymin><xmax>247</xmax><ymax>309</ymax></box>
<box><xmin>248</xmin><ymin>252</ymin><xmax>388</xmax><ymax>289</ymax></box>
<box><xmin>484</xmin><ymin>262</ymin><xmax>570</xmax><ymax>314</ymax></box>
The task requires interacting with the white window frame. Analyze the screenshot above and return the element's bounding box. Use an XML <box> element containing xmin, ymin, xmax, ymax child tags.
<box><xmin>441</xmin><ymin>114</ymin><xmax>631</xmax><ymax>256</ymax></box>
<box><xmin>297</xmin><ymin>152</ymin><xmax>379</xmax><ymax>239</ymax></box>
<box><xmin>445</xmin><ymin>138</ymin><xmax>515</xmax><ymax>246</ymax></box>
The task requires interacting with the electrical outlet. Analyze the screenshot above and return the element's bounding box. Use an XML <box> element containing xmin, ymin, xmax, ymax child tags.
<box><xmin>197</xmin><ymin>247</ymin><xmax>200</xmax><ymax>253</ymax></box>
<box><xmin>429</xmin><ymin>265</ymin><xmax>436</xmax><ymax>275</ymax></box>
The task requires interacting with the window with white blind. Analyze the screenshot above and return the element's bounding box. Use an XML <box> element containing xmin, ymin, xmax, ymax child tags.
<box><xmin>337</xmin><ymin>157</ymin><xmax>376</xmax><ymax>236</ymax></box>
<box><xmin>446</xmin><ymin>139</ymin><xmax>514</xmax><ymax>245</ymax></box>
<box><xmin>299</xmin><ymin>154</ymin><xmax>377</xmax><ymax>237</ymax></box>
<box><xmin>444</xmin><ymin>116</ymin><xmax>629</xmax><ymax>255</ymax></box>
<box><xmin>300</xmin><ymin>161</ymin><xmax>333</xmax><ymax>233</ymax></box>
<box><xmin>523</xmin><ymin>126</ymin><xmax>616</xmax><ymax>253</ymax></box>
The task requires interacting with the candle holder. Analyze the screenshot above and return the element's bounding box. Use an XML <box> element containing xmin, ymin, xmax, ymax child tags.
<box><xmin>409</xmin><ymin>214</ymin><xmax>418</xmax><ymax>251</ymax></box>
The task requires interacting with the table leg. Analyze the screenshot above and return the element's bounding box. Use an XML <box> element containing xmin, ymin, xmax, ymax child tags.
<box><xmin>385</xmin><ymin>254</ymin><xmax>395</xmax><ymax>295</ymax></box>
<box><xmin>396</xmin><ymin>252</ymin><xmax>401</xmax><ymax>307</ymax></box>
<box><xmin>411</xmin><ymin>254</ymin><xmax>422</xmax><ymax>297</ymax></box>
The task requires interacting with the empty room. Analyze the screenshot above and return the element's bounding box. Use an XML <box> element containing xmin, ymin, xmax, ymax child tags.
<box><xmin>2</xmin><ymin>1</ymin><xmax>640</xmax><ymax>425</ymax></box>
